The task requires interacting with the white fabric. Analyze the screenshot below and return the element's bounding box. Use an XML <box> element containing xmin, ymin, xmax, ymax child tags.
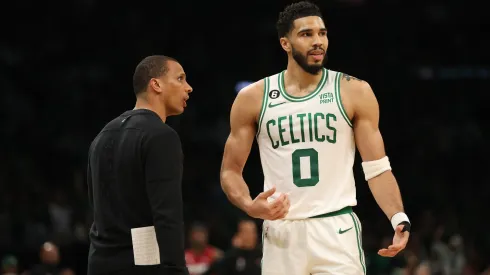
<box><xmin>256</xmin><ymin>70</ymin><xmax>357</xmax><ymax>219</ymax></box>
<box><xmin>390</xmin><ymin>212</ymin><xmax>410</xmax><ymax>231</ymax></box>
<box><xmin>361</xmin><ymin>156</ymin><xmax>392</xmax><ymax>181</ymax></box>
<box><xmin>262</xmin><ymin>213</ymin><xmax>365</xmax><ymax>274</ymax></box>
<box><xmin>131</xmin><ymin>226</ymin><xmax>160</xmax><ymax>265</ymax></box>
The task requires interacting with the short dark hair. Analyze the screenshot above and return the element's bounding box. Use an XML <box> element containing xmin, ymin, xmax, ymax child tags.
<box><xmin>276</xmin><ymin>1</ymin><xmax>324</xmax><ymax>39</ymax></box>
<box><xmin>132</xmin><ymin>55</ymin><xmax>177</xmax><ymax>95</ymax></box>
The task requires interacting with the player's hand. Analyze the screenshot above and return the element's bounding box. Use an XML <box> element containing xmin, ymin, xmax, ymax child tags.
<box><xmin>378</xmin><ymin>224</ymin><xmax>410</xmax><ymax>257</ymax></box>
<box><xmin>246</xmin><ymin>186</ymin><xmax>290</xmax><ymax>220</ymax></box>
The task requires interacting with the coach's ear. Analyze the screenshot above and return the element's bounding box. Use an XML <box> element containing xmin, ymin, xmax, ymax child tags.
<box><xmin>280</xmin><ymin>37</ymin><xmax>291</xmax><ymax>53</ymax></box>
<box><xmin>149</xmin><ymin>78</ymin><xmax>163</xmax><ymax>94</ymax></box>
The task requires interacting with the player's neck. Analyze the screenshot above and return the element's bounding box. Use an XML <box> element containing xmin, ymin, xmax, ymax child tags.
<box><xmin>285</xmin><ymin>61</ymin><xmax>323</xmax><ymax>91</ymax></box>
<box><xmin>134</xmin><ymin>96</ymin><xmax>167</xmax><ymax>122</ymax></box>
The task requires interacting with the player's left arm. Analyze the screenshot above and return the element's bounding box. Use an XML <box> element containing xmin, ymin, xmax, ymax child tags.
<box><xmin>350</xmin><ymin>78</ymin><xmax>410</xmax><ymax>257</ymax></box>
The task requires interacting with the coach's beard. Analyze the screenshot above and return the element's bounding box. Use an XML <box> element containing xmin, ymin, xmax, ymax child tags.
<box><xmin>292</xmin><ymin>46</ymin><xmax>326</xmax><ymax>75</ymax></box>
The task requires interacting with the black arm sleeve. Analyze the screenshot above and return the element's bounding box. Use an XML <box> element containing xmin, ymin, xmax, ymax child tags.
<box><xmin>144</xmin><ymin>128</ymin><xmax>187</xmax><ymax>272</ymax></box>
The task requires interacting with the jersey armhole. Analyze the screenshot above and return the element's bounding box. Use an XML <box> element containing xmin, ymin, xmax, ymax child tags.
<box><xmin>256</xmin><ymin>77</ymin><xmax>270</xmax><ymax>137</ymax></box>
<box><xmin>335</xmin><ymin>72</ymin><xmax>353</xmax><ymax>128</ymax></box>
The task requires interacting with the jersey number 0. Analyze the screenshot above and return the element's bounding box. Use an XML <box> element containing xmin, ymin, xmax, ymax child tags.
<box><xmin>292</xmin><ymin>148</ymin><xmax>319</xmax><ymax>187</ymax></box>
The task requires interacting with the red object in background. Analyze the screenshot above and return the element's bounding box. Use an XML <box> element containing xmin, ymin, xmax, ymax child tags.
<box><xmin>185</xmin><ymin>246</ymin><xmax>219</xmax><ymax>275</ymax></box>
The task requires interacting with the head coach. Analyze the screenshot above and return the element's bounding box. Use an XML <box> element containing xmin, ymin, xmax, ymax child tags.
<box><xmin>86</xmin><ymin>55</ymin><xmax>193</xmax><ymax>275</ymax></box>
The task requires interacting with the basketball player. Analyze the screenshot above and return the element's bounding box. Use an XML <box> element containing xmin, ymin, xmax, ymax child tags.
<box><xmin>220</xmin><ymin>2</ymin><xmax>411</xmax><ymax>274</ymax></box>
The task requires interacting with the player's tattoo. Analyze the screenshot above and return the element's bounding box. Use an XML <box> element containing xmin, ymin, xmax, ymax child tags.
<box><xmin>342</xmin><ymin>74</ymin><xmax>364</xmax><ymax>82</ymax></box>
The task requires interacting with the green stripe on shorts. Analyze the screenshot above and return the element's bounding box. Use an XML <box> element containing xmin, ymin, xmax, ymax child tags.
<box><xmin>349</xmin><ymin>213</ymin><xmax>366</xmax><ymax>274</ymax></box>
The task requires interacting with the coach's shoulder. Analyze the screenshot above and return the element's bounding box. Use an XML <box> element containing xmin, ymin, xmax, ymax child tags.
<box><xmin>142</xmin><ymin>122</ymin><xmax>179</xmax><ymax>144</ymax></box>
<box><xmin>155</xmin><ymin>124</ymin><xmax>180</xmax><ymax>139</ymax></box>
<box><xmin>144</xmin><ymin>125</ymin><xmax>182</xmax><ymax>154</ymax></box>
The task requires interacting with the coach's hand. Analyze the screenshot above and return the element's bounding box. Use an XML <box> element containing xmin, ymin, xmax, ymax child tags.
<box><xmin>378</xmin><ymin>224</ymin><xmax>410</xmax><ymax>257</ymax></box>
<box><xmin>246</xmin><ymin>187</ymin><xmax>290</xmax><ymax>220</ymax></box>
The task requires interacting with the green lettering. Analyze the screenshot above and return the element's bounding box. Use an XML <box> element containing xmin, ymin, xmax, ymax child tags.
<box><xmin>314</xmin><ymin>113</ymin><xmax>325</xmax><ymax>142</ymax></box>
<box><xmin>326</xmin><ymin>113</ymin><xmax>337</xmax><ymax>143</ymax></box>
<box><xmin>289</xmin><ymin>115</ymin><xmax>300</xmax><ymax>144</ymax></box>
<box><xmin>297</xmin><ymin>113</ymin><xmax>306</xmax><ymax>142</ymax></box>
<box><xmin>266</xmin><ymin>119</ymin><xmax>279</xmax><ymax>149</ymax></box>
<box><xmin>292</xmin><ymin>148</ymin><xmax>319</xmax><ymax>187</ymax></box>
<box><xmin>278</xmin><ymin>116</ymin><xmax>289</xmax><ymax>147</ymax></box>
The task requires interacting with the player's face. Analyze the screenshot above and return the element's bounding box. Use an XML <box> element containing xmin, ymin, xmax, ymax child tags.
<box><xmin>160</xmin><ymin>61</ymin><xmax>193</xmax><ymax>116</ymax></box>
<box><xmin>284</xmin><ymin>16</ymin><xmax>328</xmax><ymax>75</ymax></box>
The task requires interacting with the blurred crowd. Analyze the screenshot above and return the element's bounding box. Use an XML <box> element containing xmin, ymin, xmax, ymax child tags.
<box><xmin>0</xmin><ymin>179</ymin><xmax>489</xmax><ymax>275</ymax></box>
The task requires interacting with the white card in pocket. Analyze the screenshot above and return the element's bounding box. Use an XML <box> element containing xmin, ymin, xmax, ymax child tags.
<box><xmin>131</xmin><ymin>226</ymin><xmax>160</xmax><ymax>265</ymax></box>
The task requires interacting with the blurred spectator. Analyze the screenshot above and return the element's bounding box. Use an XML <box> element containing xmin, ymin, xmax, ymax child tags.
<box><xmin>428</xmin><ymin>225</ymin><xmax>448</xmax><ymax>275</ymax></box>
<box><xmin>205</xmin><ymin>219</ymin><xmax>261</xmax><ymax>275</ymax></box>
<box><xmin>185</xmin><ymin>223</ymin><xmax>223</xmax><ymax>275</ymax></box>
<box><xmin>446</xmin><ymin>234</ymin><xmax>466</xmax><ymax>275</ymax></box>
<box><xmin>48</xmin><ymin>190</ymin><xmax>74</xmax><ymax>246</ymax></box>
<box><xmin>1</xmin><ymin>255</ymin><xmax>18</xmax><ymax>275</ymax></box>
<box><xmin>58</xmin><ymin>269</ymin><xmax>75</xmax><ymax>275</ymax></box>
<box><xmin>28</xmin><ymin>242</ymin><xmax>65</xmax><ymax>275</ymax></box>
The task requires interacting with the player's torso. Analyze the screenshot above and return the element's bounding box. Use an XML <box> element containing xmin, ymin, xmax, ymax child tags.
<box><xmin>256</xmin><ymin>68</ymin><xmax>357</xmax><ymax>219</ymax></box>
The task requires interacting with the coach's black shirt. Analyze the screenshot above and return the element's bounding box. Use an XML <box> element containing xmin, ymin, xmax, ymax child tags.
<box><xmin>87</xmin><ymin>109</ymin><xmax>187</xmax><ymax>274</ymax></box>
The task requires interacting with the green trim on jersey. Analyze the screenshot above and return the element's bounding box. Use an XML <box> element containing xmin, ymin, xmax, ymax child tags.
<box><xmin>335</xmin><ymin>72</ymin><xmax>353</xmax><ymax>128</ymax></box>
<box><xmin>310</xmin><ymin>206</ymin><xmax>352</xmax><ymax>219</ymax></box>
<box><xmin>278</xmin><ymin>68</ymin><xmax>328</xmax><ymax>102</ymax></box>
<box><xmin>349</xmin><ymin>213</ymin><xmax>366</xmax><ymax>274</ymax></box>
<box><xmin>256</xmin><ymin>77</ymin><xmax>270</xmax><ymax>137</ymax></box>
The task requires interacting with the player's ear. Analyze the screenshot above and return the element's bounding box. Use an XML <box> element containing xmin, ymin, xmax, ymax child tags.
<box><xmin>280</xmin><ymin>37</ymin><xmax>291</xmax><ymax>53</ymax></box>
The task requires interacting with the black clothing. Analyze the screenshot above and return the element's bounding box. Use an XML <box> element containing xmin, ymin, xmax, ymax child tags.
<box><xmin>87</xmin><ymin>109</ymin><xmax>187</xmax><ymax>275</ymax></box>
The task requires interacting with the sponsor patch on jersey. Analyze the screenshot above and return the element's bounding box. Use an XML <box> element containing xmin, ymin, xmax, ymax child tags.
<box><xmin>319</xmin><ymin>92</ymin><xmax>334</xmax><ymax>104</ymax></box>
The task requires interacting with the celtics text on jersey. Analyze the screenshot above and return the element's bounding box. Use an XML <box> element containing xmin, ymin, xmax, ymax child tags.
<box><xmin>256</xmin><ymin>68</ymin><xmax>357</xmax><ymax>219</ymax></box>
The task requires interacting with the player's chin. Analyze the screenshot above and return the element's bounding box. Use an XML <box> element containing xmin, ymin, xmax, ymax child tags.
<box><xmin>309</xmin><ymin>58</ymin><xmax>324</xmax><ymax>64</ymax></box>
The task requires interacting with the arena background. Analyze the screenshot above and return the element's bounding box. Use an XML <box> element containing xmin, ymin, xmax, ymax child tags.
<box><xmin>1</xmin><ymin>0</ymin><xmax>488</xmax><ymax>274</ymax></box>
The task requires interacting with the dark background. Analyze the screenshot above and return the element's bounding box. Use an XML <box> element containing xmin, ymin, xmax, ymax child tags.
<box><xmin>1</xmin><ymin>0</ymin><xmax>489</xmax><ymax>274</ymax></box>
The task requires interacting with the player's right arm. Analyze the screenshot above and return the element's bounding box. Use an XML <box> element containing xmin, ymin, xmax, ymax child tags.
<box><xmin>220</xmin><ymin>80</ymin><xmax>289</xmax><ymax>220</ymax></box>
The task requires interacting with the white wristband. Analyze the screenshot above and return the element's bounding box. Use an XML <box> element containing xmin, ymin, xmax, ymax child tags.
<box><xmin>390</xmin><ymin>212</ymin><xmax>410</xmax><ymax>230</ymax></box>
<box><xmin>361</xmin><ymin>156</ymin><xmax>392</xmax><ymax>181</ymax></box>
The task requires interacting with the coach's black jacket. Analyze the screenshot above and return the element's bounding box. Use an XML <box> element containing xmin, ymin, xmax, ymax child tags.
<box><xmin>86</xmin><ymin>109</ymin><xmax>188</xmax><ymax>275</ymax></box>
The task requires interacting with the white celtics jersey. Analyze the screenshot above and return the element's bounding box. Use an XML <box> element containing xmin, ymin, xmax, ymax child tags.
<box><xmin>256</xmin><ymin>68</ymin><xmax>357</xmax><ymax>219</ymax></box>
